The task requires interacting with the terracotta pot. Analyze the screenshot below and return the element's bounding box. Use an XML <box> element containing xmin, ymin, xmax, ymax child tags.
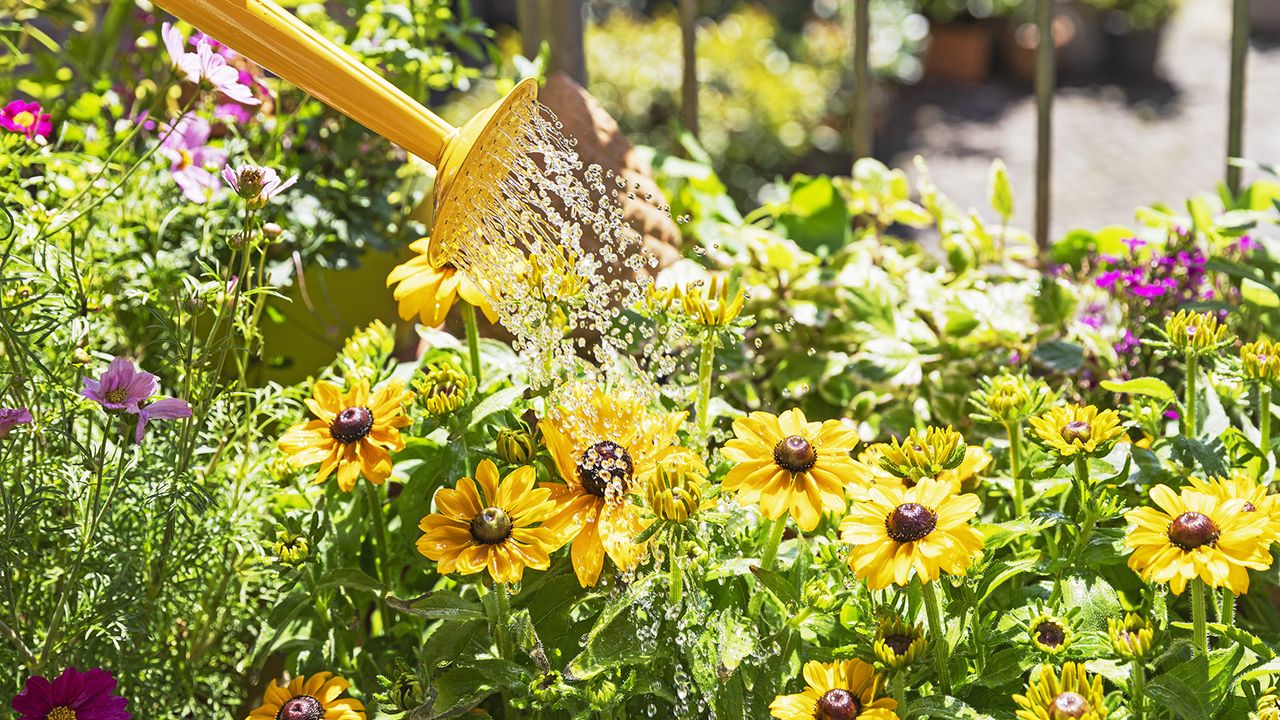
<box><xmin>923</xmin><ymin>20</ymin><xmax>994</xmax><ymax>83</ymax></box>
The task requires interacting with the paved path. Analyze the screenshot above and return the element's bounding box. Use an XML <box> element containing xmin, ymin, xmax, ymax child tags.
<box><xmin>885</xmin><ymin>0</ymin><xmax>1280</xmax><ymax>236</ymax></box>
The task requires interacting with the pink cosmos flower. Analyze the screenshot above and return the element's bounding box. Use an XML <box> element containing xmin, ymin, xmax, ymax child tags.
<box><xmin>161</xmin><ymin>21</ymin><xmax>260</xmax><ymax>106</ymax></box>
<box><xmin>81</xmin><ymin>357</ymin><xmax>191</xmax><ymax>442</ymax></box>
<box><xmin>162</xmin><ymin>22</ymin><xmax>200</xmax><ymax>82</ymax></box>
<box><xmin>158</xmin><ymin>114</ymin><xmax>226</xmax><ymax>203</ymax></box>
<box><xmin>0</xmin><ymin>407</ymin><xmax>32</xmax><ymax>439</ymax></box>
<box><xmin>222</xmin><ymin>164</ymin><xmax>297</xmax><ymax>208</ymax></box>
<box><xmin>0</xmin><ymin>99</ymin><xmax>53</xmax><ymax>140</ymax></box>
<box><xmin>12</xmin><ymin>667</ymin><xmax>130</xmax><ymax>720</ymax></box>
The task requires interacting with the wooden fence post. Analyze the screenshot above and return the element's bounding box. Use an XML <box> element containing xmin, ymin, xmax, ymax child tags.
<box><xmin>517</xmin><ymin>0</ymin><xmax>541</xmax><ymax>60</ymax></box>
<box><xmin>544</xmin><ymin>0</ymin><xmax>588</xmax><ymax>85</ymax></box>
<box><xmin>1226</xmin><ymin>0</ymin><xmax>1250</xmax><ymax>195</ymax></box>
<box><xmin>851</xmin><ymin>0</ymin><xmax>872</xmax><ymax>165</ymax></box>
<box><xmin>1034</xmin><ymin>0</ymin><xmax>1054</xmax><ymax>255</ymax></box>
<box><xmin>680</xmin><ymin>0</ymin><xmax>698</xmax><ymax>137</ymax></box>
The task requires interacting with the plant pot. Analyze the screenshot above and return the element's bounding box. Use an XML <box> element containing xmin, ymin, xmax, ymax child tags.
<box><xmin>1104</xmin><ymin>24</ymin><xmax>1164</xmax><ymax>82</ymax></box>
<box><xmin>923</xmin><ymin>20</ymin><xmax>994</xmax><ymax>83</ymax></box>
<box><xmin>1252</xmin><ymin>0</ymin><xmax>1280</xmax><ymax>37</ymax></box>
<box><xmin>999</xmin><ymin>4</ymin><xmax>1104</xmax><ymax>85</ymax></box>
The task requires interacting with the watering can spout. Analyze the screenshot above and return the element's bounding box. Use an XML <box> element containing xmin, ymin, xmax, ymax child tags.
<box><xmin>154</xmin><ymin>0</ymin><xmax>541</xmax><ymax>267</ymax></box>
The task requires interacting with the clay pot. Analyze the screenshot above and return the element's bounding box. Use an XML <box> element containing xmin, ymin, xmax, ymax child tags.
<box><xmin>923</xmin><ymin>20</ymin><xmax>994</xmax><ymax>83</ymax></box>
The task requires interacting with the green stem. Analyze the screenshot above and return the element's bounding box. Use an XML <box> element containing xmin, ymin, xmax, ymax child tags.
<box><xmin>493</xmin><ymin>582</ymin><xmax>513</xmax><ymax>660</ymax></box>
<box><xmin>1259</xmin><ymin>383</ymin><xmax>1271</xmax><ymax>482</ymax></box>
<box><xmin>1131</xmin><ymin>659</ymin><xmax>1146</xmax><ymax>720</ymax></box>
<box><xmin>362</xmin><ymin>481</ymin><xmax>391</xmax><ymax>635</ymax></box>
<box><xmin>668</xmin><ymin>527</ymin><xmax>684</xmax><ymax>606</ymax></box>
<box><xmin>463</xmin><ymin>303</ymin><xmax>482</xmax><ymax>384</ymax></box>
<box><xmin>1067</xmin><ymin>456</ymin><xmax>1097</xmax><ymax>564</ymax></box>
<box><xmin>1007</xmin><ymin>421</ymin><xmax>1025</xmax><ymax>517</ymax></box>
<box><xmin>922</xmin><ymin>580</ymin><xmax>952</xmax><ymax>695</ymax></box>
<box><xmin>1220</xmin><ymin>588</ymin><xmax>1235</xmax><ymax>627</ymax></box>
<box><xmin>759</xmin><ymin>515</ymin><xmax>787</xmax><ymax>573</ymax></box>
<box><xmin>893</xmin><ymin>671</ymin><xmax>907</xmax><ymax>716</ymax></box>
<box><xmin>694</xmin><ymin>333</ymin><xmax>716</xmax><ymax>442</ymax></box>
<box><xmin>1192</xmin><ymin>577</ymin><xmax>1208</xmax><ymax>657</ymax></box>
<box><xmin>1184</xmin><ymin>352</ymin><xmax>1198</xmax><ymax>437</ymax></box>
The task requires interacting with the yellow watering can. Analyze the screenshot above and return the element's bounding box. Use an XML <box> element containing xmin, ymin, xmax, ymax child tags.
<box><xmin>154</xmin><ymin>0</ymin><xmax>540</xmax><ymax>267</ymax></box>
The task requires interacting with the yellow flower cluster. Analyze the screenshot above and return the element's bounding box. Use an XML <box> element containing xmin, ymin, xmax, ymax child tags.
<box><xmin>643</xmin><ymin>274</ymin><xmax>746</xmax><ymax>328</ymax></box>
<box><xmin>1124</xmin><ymin>476</ymin><xmax>1278</xmax><ymax>594</ymax></box>
<box><xmin>1242</xmin><ymin>339</ymin><xmax>1280</xmax><ymax>382</ymax></box>
<box><xmin>1162</xmin><ymin>309</ymin><xmax>1232</xmax><ymax>356</ymax></box>
<box><xmin>1108</xmin><ymin>613</ymin><xmax>1154</xmax><ymax>660</ymax></box>
<box><xmin>875</xmin><ymin>425</ymin><xmax>967</xmax><ymax>484</ymax></box>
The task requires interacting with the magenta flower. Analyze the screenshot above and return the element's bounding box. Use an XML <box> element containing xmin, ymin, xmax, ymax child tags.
<box><xmin>1</xmin><ymin>99</ymin><xmax>52</xmax><ymax>140</ymax></box>
<box><xmin>0</xmin><ymin>407</ymin><xmax>32</xmax><ymax>439</ymax></box>
<box><xmin>81</xmin><ymin>357</ymin><xmax>191</xmax><ymax>441</ymax></box>
<box><xmin>158</xmin><ymin>115</ymin><xmax>226</xmax><ymax>203</ymax></box>
<box><xmin>11</xmin><ymin>667</ymin><xmax>130</xmax><ymax>720</ymax></box>
<box><xmin>221</xmin><ymin>164</ymin><xmax>297</xmax><ymax>208</ymax></box>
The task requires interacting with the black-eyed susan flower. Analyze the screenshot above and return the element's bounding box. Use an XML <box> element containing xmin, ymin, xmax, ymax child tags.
<box><xmin>1028</xmin><ymin>612</ymin><xmax>1073</xmax><ymax>656</ymax></box>
<box><xmin>937</xmin><ymin>445</ymin><xmax>993</xmax><ymax>493</ymax></box>
<box><xmin>1158</xmin><ymin>309</ymin><xmax>1232</xmax><ymax>356</ymax></box>
<box><xmin>877</xmin><ymin>426</ymin><xmax>966</xmax><ymax>485</ymax></box>
<box><xmin>1013</xmin><ymin>662</ymin><xmax>1106</xmax><ymax>720</ymax></box>
<box><xmin>248</xmin><ymin>672</ymin><xmax>364</xmax><ymax>720</ymax></box>
<box><xmin>847</xmin><ymin>445</ymin><xmax>897</xmax><ymax>498</ymax></box>
<box><xmin>416</xmin><ymin>361</ymin><xmax>471</xmax><ymax>416</ymax></box>
<box><xmin>970</xmin><ymin>371</ymin><xmax>1054</xmax><ymax>424</ymax></box>
<box><xmin>644</xmin><ymin>452</ymin><xmax>708</xmax><ymax>523</ymax></box>
<box><xmin>278</xmin><ymin>378</ymin><xmax>413</xmax><ymax>492</ymax></box>
<box><xmin>540</xmin><ymin>381</ymin><xmax>694</xmax><ymax>587</ymax></box>
<box><xmin>1256</xmin><ymin>688</ymin><xmax>1280</xmax><ymax>720</ymax></box>
<box><xmin>1188</xmin><ymin>474</ymin><xmax>1280</xmax><ymax>543</ymax></box>
<box><xmin>1028</xmin><ymin>404</ymin><xmax>1125</xmax><ymax>460</ymax></box>
<box><xmin>1124</xmin><ymin>484</ymin><xmax>1273</xmax><ymax>595</ymax></box>
<box><xmin>873</xmin><ymin>618</ymin><xmax>926</xmax><ymax>670</ymax></box>
<box><xmin>272</xmin><ymin>530</ymin><xmax>311</xmax><ymax>565</ymax></box>
<box><xmin>769</xmin><ymin>659</ymin><xmax>899</xmax><ymax>720</ymax></box>
<box><xmin>681</xmin><ymin>275</ymin><xmax>746</xmax><ymax>328</ymax></box>
<box><xmin>1108</xmin><ymin>613</ymin><xmax>1154</xmax><ymax>660</ymax></box>
<box><xmin>386</xmin><ymin>239</ymin><xmax>497</xmax><ymax>328</ymax></box>
<box><xmin>495</xmin><ymin>424</ymin><xmax>538</xmax><ymax>464</ymax></box>
<box><xmin>840</xmin><ymin>476</ymin><xmax>984</xmax><ymax>589</ymax></box>
<box><xmin>1242</xmin><ymin>339</ymin><xmax>1280</xmax><ymax>382</ymax></box>
<box><xmin>721</xmin><ymin>409</ymin><xmax>859</xmax><ymax>531</ymax></box>
<box><xmin>416</xmin><ymin>459</ymin><xmax>563</xmax><ymax>585</ymax></box>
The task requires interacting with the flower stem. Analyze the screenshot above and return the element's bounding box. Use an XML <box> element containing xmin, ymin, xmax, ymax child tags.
<box><xmin>668</xmin><ymin>528</ymin><xmax>684</xmax><ymax>606</ymax></box>
<box><xmin>1184</xmin><ymin>352</ymin><xmax>1198</xmax><ymax>437</ymax></box>
<box><xmin>1068</xmin><ymin>456</ymin><xmax>1097</xmax><ymax>564</ymax></box>
<box><xmin>1131</xmin><ymin>659</ymin><xmax>1146</xmax><ymax>720</ymax></box>
<box><xmin>694</xmin><ymin>332</ymin><xmax>717</xmax><ymax>443</ymax></box>
<box><xmin>922</xmin><ymin>580</ymin><xmax>952</xmax><ymax>695</ymax></box>
<box><xmin>1007</xmin><ymin>421</ymin><xmax>1025</xmax><ymax>517</ymax></box>
<box><xmin>1192</xmin><ymin>577</ymin><xmax>1208</xmax><ymax>657</ymax></box>
<box><xmin>759</xmin><ymin>515</ymin><xmax>787</xmax><ymax>573</ymax></box>
<box><xmin>893</xmin><ymin>671</ymin><xmax>907</xmax><ymax>714</ymax></box>
<box><xmin>362</xmin><ymin>480</ymin><xmax>391</xmax><ymax>635</ymax></box>
<box><xmin>1220</xmin><ymin>588</ymin><xmax>1235</xmax><ymax>627</ymax></box>
<box><xmin>463</xmin><ymin>303</ymin><xmax>482</xmax><ymax>384</ymax></box>
<box><xmin>493</xmin><ymin>581</ymin><xmax>513</xmax><ymax>660</ymax></box>
<box><xmin>1259</xmin><ymin>383</ymin><xmax>1271</xmax><ymax>481</ymax></box>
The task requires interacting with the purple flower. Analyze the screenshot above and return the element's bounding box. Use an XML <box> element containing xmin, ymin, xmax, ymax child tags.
<box><xmin>162</xmin><ymin>22</ymin><xmax>199</xmax><ymax>81</ymax></box>
<box><xmin>214</xmin><ymin>102</ymin><xmax>252</xmax><ymax>125</ymax></box>
<box><xmin>133</xmin><ymin>397</ymin><xmax>192</xmax><ymax>443</ymax></box>
<box><xmin>158</xmin><ymin>115</ymin><xmax>226</xmax><ymax>203</ymax></box>
<box><xmin>1</xmin><ymin>99</ymin><xmax>53</xmax><ymax>140</ymax></box>
<box><xmin>1095</xmin><ymin>270</ymin><xmax>1124</xmax><ymax>290</ymax></box>
<box><xmin>0</xmin><ymin>407</ymin><xmax>32</xmax><ymax>439</ymax></box>
<box><xmin>1121</xmin><ymin>237</ymin><xmax>1147</xmax><ymax>253</ymax></box>
<box><xmin>83</xmin><ymin>357</ymin><xmax>158</xmax><ymax>412</ymax></box>
<box><xmin>1163</xmin><ymin>409</ymin><xmax>1181</xmax><ymax>420</ymax></box>
<box><xmin>11</xmin><ymin>667</ymin><xmax>131</xmax><ymax>720</ymax></box>
<box><xmin>191</xmin><ymin>41</ymin><xmax>261</xmax><ymax>106</ymax></box>
<box><xmin>81</xmin><ymin>357</ymin><xmax>191</xmax><ymax>442</ymax></box>
<box><xmin>221</xmin><ymin>164</ymin><xmax>297</xmax><ymax>208</ymax></box>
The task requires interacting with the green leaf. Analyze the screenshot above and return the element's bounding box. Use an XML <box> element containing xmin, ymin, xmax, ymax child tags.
<box><xmin>1170</xmin><ymin>436</ymin><xmax>1230</xmax><ymax>478</ymax></box>
<box><xmin>567</xmin><ymin>574</ymin><xmax>661</xmax><ymax>679</ymax></box>
<box><xmin>314</xmin><ymin>567</ymin><xmax>386</xmax><ymax>595</ymax></box>
<box><xmin>907</xmin><ymin>694</ymin><xmax>997</xmax><ymax>719</ymax></box>
<box><xmin>1242</xmin><ymin>278</ymin><xmax>1280</xmax><ymax>308</ymax></box>
<box><xmin>1147</xmin><ymin>646</ymin><xmax>1244</xmax><ymax>720</ymax></box>
<box><xmin>1031</xmin><ymin>341</ymin><xmax>1085</xmax><ymax>373</ymax></box>
<box><xmin>750</xmin><ymin>566</ymin><xmax>800</xmax><ymax>607</ymax></box>
<box><xmin>386</xmin><ymin>590</ymin><xmax>487</xmax><ymax>621</ymax></box>
<box><xmin>979</xmin><ymin>515</ymin><xmax>1059</xmax><ymax>550</ymax></box>
<box><xmin>987</xmin><ymin>159</ymin><xmax>1014</xmax><ymax>219</ymax></box>
<box><xmin>469</xmin><ymin>383</ymin><xmax>527</xmax><ymax>426</ymax></box>
<box><xmin>1100</xmin><ymin>376</ymin><xmax>1177</xmax><ymax>403</ymax></box>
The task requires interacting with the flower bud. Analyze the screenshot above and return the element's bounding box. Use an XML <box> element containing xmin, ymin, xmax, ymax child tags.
<box><xmin>878</xmin><ymin>426</ymin><xmax>967</xmax><ymax>484</ymax></box>
<box><xmin>681</xmin><ymin>275</ymin><xmax>746</xmax><ymax>328</ymax></box>
<box><xmin>873</xmin><ymin>618</ymin><xmax>925</xmax><ymax>670</ymax></box>
<box><xmin>644</xmin><ymin>453</ymin><xmax>707</xmax><ymax>522</ymax></box>
<box><xmin>262</xmin><ymin>222</ymin><xmax>284</xmax><ymax>241</ymax></box>
<box><xmin>1162</xmin><ymin>309</ymin><xmax>1231</xmax><ymax>355</ymax></box>
<box><xmin>227</xmin><ymin>232</ymin><xmax>248</xmax><ymax>251</ymax></box>
<box><xmin>387</xmin><ymin>672</ymin><xmax>422</xmax><ymax>712</ymax></box>
<box><xmin>1108</xmin><ymin>613</ymin><xmax>1154</xmax><ymax>660</ymax></box>
<box><xmin>1242</xmin><ymin>339</ymin><xmax>1280</xmax><ymax>382</ymax></box>
<box><xmin>272</xmin><ymin>530</ymin><xmax>310</xmax><ymax>565</ymax></box>
<box><xmin>496</xmin><ymin>427</ymin><xmax>536</xmax><ymax>464</ymax></box>
<box><xmin>416</xmin><ymin>361</ymin><xmax>471</xmax><ymax>416</ymax></box>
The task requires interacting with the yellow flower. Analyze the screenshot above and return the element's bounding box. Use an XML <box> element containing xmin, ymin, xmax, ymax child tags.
<box><xmin>846</xmin><ymin>446</ymin><xmax>897</xmax><ymax>498</ymax></box>
<box><xmin>681</xmin><ymin>275</ymin><xmax>746</xmax><ymax>328</ymax></box>
<box><xmin>970</xmin><ymin>371</ymin><xmax>1055</xmax><ymax>424</ymax></box>
<box><xmin>1162</xmin><ymin>309</ymin><xmax>1231</xmax><ymax>355</ymax></box>
<box><xmin>877</xmin><ymin>426</ymin><xmax>966</xmax><ymax>484</ymax></box>
<box><xmin>386</xmin><ymin>238</ymin><xmax>497</xmax><ymax>327</ymax></box>
<box><xmin>873</xmin><ymin>618</ymin><xmax>926</xmax><ymax>670</ymax></box>
<box><xmin>540</xmin><ymin>381</ymin><xmax>693</xmax><ymax>587</ymax></box>
<box><xmin>272</xmin><ymin>530</ymin><xmax>310</xmax><ymax>565</ymax></box>
<box><xmin>839</xmin><ymin>477</ymin><xmax>984</xmax><ymax>589</ymax></box>
<box><xmin>1188</xmin><ymin>474</ymin><xmax>1280</xmax><ymax>542</ymax></box>
<box><xmin>248</xmin><ymin>672</ymin><xmax>364</xmax><ymax>720</ymax></box>
<box><xmin>416</xmin><ymin>459</ymin><xmax>563</xmax><ymax>585</ymax></box>
<box><xmin>1028</xmin><ymin>612</ymin><xmax>1073</xmax><ymax>656</ymax></box>
<box><xmin>1029</xmin><ymin>404</ymin><xmax>1125</xmax><ymax>459</ymax></box>
<box><xmin>1013</xmin><ymin>662</ymin><xmax>1107</xmax><ymax>720</ymax></box>
<box><xmin>1242</xmin><ymin>339</ymin><xmax>1280</xmax><ymax>382</ymax></box>
<box><xmin>769</xmin><ymin>659</ymin><xmax>899</xmax><ymax>720</ymax></box>
<box><xmin>416</xmin><ymin>361</ymin><xmax>471</xmax><ymax>416</ymax></box>
<box><xmin>278</xmin><ymin>378</ymin><xmax>413</xmax><ymax>491</ymax></box>
<box><xmin>939</xmin><ymin>445</ymin><xmax>993</xmax><ymax>493</ymax></box>
<box><xmin>1256</xmin><ymin>688</ymin><xmax>1280</xmax><ymax>720</ymax></box>
<box><xmin>1124</xmin><ymin>484</ymin><xmax>1274</xmax><ymax>595</ymax></box>
<box><xmin>721</xmin><ymin>409</ymin><xmax>859</xmax><ymax>531</ymax></box>
<box><xmin>1108</xmin><ymin>613</ymin><xmax>1154</xmax><ymax>660</ymax></box>
<box><xmin>644</xmin><ymin>452</ymin><xmax>708</xmax><ymax>523</ymax></box>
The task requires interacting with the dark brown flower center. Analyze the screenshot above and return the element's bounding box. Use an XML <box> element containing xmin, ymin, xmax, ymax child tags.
<box><xmin>1049</xmin><ymin>691</ymin><xmax>1090</xmax><ymax>718</ymax></box>
<box><xmin>577</xmin><ymin>441</ymin><xmax>633</xmax><ymax>498</ymax></box>
<box><xmin>1168</xmin><ymin>511</ymin><xmax>1220</xmax><ymax>550</ymax></box>
<box><xmin>330</xmin><ymin>406</ymin><xmax>373</xmax><ymax>444</ymax></box>
<box><xmin>1060</xmin><ymin>420</ymin><xmax>1092</xmax><ymax>443</ymax></box>
<box><xmin>1035</xmin><ymin>621</ymin><xmax>1066</xmax><ymax>648</ymax></box>
<box><xmin>885</xmin><ymin>502</ymin><xmax>937</xmax><ymax>543</ymax></box>
<box><xmin>276</xmin><ymin>695</ymin><xmax>324</xmax><ymax>720</ymax></box>
<box><xmin>774</xmin><ymin>435</ymin><xmax>818</xmax><ymax>473</ymax></box>
<box><xmin>470</xmin><ymin>506</ymin><xmax>513</xmax><ymax>544</ymax></box>
<box><xmin>815</xmin><ymin>688</ymin><xmax>861</xmax><ymax>720</ymax></box>
<box><xmin>882</xmin><ymin>633</ymin><xmax>915</xmax><ymax>656</ymax></box>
